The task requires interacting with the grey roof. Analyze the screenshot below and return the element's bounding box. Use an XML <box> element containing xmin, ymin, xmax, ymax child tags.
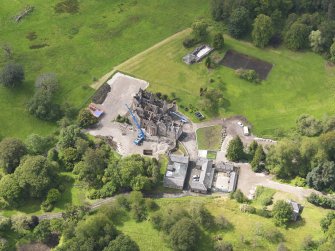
<box><xmin>216</xmin><ymin>162</ymin><xmax>235</xmax><ymax>172</ymax></box>
<box><xmin>228</xmin><ymin>172</ymin><xmax>238</xmax><ymax>192</ymax></box>
<box><xmin>288</xmin><ymin>200</ymin><xmax>304</xmax><ymax>221</ymax></box>
<box><xmin>163</xmin><ymin>154</ymin><xmax>189</xmax><ymax>189</ymax></box>
<box><xmin>190</xmin><ymin>159</ymin><xmax>215</xmax><ymax>192</ymax></box>
<box><xmin>182</xmin><ymin>54</ymin><xmax>196</xmax><ymax>64</ymax></box>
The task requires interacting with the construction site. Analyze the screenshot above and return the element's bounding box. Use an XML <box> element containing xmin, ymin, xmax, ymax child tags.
<box><xmin>88</xmin><ymin>73</ymin><xmax>187</xmax><ymax>157</ymax></box>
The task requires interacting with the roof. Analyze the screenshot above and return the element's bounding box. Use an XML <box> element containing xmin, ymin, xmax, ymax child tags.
<box><xmin>288</xmin><ymin>200</ymin><xmax>304</xmax><ymax>221</ymax></box>
<box><xmin>215</xmin><ymin>162</ymin><xmax>234</xmax><ymax>172</ymax></box>
<box><xmin>163</xmin><ymin>154</ymin><xmax>189</xmax><ymax>189</ymax></box>
<box><xmin>190</xmin><ymin>159</ymin><xmax>215</xmax><ymax>192</ymax></box>
<box><xmin>182</xmin><ymin>54</ymin><xmax>196</xmax><ymax>64</ymax></box>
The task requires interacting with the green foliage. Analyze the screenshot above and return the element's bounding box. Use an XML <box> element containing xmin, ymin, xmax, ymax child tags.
<box><xmin>0</xmin><ymin>174</ymin><xmax>22</xmax><ymax>208</ymax></box>
<box><xmin>254</xmin><ymin>186</ymin><xmax>274</xmax><ymax>206</ymax></box>
<box><xmin>309</xmin><ymin>30</ymin><xmax>324</xmax><ymax>53</ymax></box>
<box><xmin>272</xmin><ymin>200</ymin><xmax>293</xmax><ymax>227</ymax></box>
<box><xmin>307</xmin><ymin>193</ymin><xmax>335</xmax><ymax>210</ymax></box>
<box><xmin>284</xmin><ymin>21</ymin><xmax>311</xmax><ymax>50</ymax></box>
<box><xmin>182</xmin><ymin>36</ymin><xmax>199</xmax><ymax>48</ymax></box>
<box><xmin>92</xmin><ymin>83</ymin><xmax>111</xmax><ymax>104</ymax></box>
<box><xmin>306</xmin><ymin>160</ymin><xmax>335</xmax><ymax>191</ymax></box>
<box><xmin>251</xmin><ymin>145</ymin><xmax>266</xmax><ymax>172</ymax></box>
<box><xmin>228</xmin><ymin>7</ymin><xmax>250</xmax><ymax>38</ymax></box>
<box><xmin>169</xmin><ymin>218</ymin><xmax>199</xmax><ymax>251</ymax></box>
<box><xmin>57</xmin><ymin>125</ymin><xmax>82</xmax><ymax>149</ymax></box>
<box><xmin>116</xmin><ymin>115</ymin><xmax>130</xmax><ymax>124</ymax></box>
<box><xmin>191</xmin><ymin>20</ymin><xmax>208</xmax><ymax>41</ymax></box>
<box><xmin>254</xmin><ymin>224</ymin><xmax>284</xmax><ymax>243</ymax></box>
<box><xmin>296</xmin><ymin>114</ymin><xmax>322</xmax><ymax>137</ymax></box>
<box><xmin>41</xmin><ymin>188</ymin><xmax>61</xmax><ymax>212</ymax></box>
<box><xmin>248</xmin><ymin>140</ymin><xmax>258</xmax><ymax>157</ymax></box>
<box><xmin>35</xmin><ymin>73</ymin><xmax>59</xmax><ymax>93</ymax></box>
<box><xmin>11</xmin><ymin>215</ymin><xmax>35</xmax><ymax>235</ymax></box>
<box><xmin>291</xmin><ymin>176</ymin><xmax>307</xmax><ymax>187</ymax></box>
<box><xmin>0</xmin><ymin>137</ymin><xmax>26</xmax><ymax>173</ymax></box>
<box><xmin>330</xmin><ymin>41</ymin><xmax>335</xmax><ymax>63</ymax></box>
<box><xmin>205</xmin><ymin>57</ymin><xmax>212</xmax><ymax>69</ymax></box>
<box><xmin>25</xmin><ymin>134</ymin><xmax>53</xmax><ymax>155</ymax></box>
<box><xmin>77</xmin><ymin>109</ymin><xmax>99</xmax><ymax>128</ymax></box>
<box><xmin>319</xmin><ymin>131</ymin><xmax>335</xmax><ymax>161</ymax></box>
<box><xmin>103</xmin><ymin>234</ymin><xmax>140</xmax><ymax>251</ymax></box>
<box><xmin>0</xmin><ymin>217</ymin><xmax>11</xmax><ymax>232</ymax></box>
<box><xmin>129</xmin><ymin>191</ymin><xmax>147</xmax><ymax>222</ymax></box>
<box><xmin>252</xmin><ymin>14</ymin><xmax>274</xmax><ymax>48</ymax></box>
<box><xmin>0</xmin><ymin>63</ymin><xmax>24</xmax><ymax>88</ymax></box>
<box><xmin>212</xmin><ymin>32</ymin><xmax>224</xmax><ymax>49</ymax></box>
<box><xmin>320</xmin><ymin>212</ymin><xmax>335</xmax><ymax>232</ymax></box>
<box><xmin>240</xmin><ymin>204</ymin><xmax>256</xmax><ymax>214</ymax></box>
<box><xmin>33</xmin><ymin>220</ymin><xmax>57</xmax><ymax>246</ymax></box>
<box><xmin>189</xmin><ymin>202</ymin><xmax>214</xmax><ymax>229</ymax></box>
<box><xmin>230</xmin><ymin>189</ymin><xmax>248</xmax><ymax>203</ymax></box>
<box><xmin>227</xmin><ymin>136</ymin><xmax>244</xmax><ymax>162</ymax></box>
<box><xmin>0</xmin><ymin>238</ymin><xmax>8</xmax><ymax>251</ymax></box>
<box><xmin>15</xmin><ymin>155</ymin><xmax>59</xmax><ymax>198</ymax></box>
<box><xmin>199</xmin><ymin>87</ymin><xmax>224</xmax><ymax>115</ymax></box>
<box><xmin>235</xmin><ymin>68</ymin><xmax>260</xmax><ymax>83</ymax></box>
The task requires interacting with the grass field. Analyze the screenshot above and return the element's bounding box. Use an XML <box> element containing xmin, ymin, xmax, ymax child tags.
<box><xmin>117</xmin><ymin>194</ymin><xmax>330</xmax><ymax>251</ymax></box>
<box><xmin>119</xmin><ymin>30</ymin><xmax>335</xmax><ymax>137</ymax></box>
<box><xmin>0</xmin><ymin>0</ymin><xmax>210</xmax><ymax>138</ymax></box>
<box><xmin>196</xmin><ymin>125</ymin><xmax>222</xmax><ymax>150</ymax></box>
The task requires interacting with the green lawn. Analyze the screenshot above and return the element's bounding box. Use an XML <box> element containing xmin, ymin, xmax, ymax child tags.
<box><xmin>117</xmin><ymin>195</ymin><xmax>331</xmax><ymax>251</ymax></box>
<box><xmin>0</xmin><ymin>0</ymin><xmax>210</xmax><ymax>138</ymax></box>
<box><xmin>119</xmin><ymin>30</ymin><xmax>335</xmax><ymax>137</ymax></box>
<box><xmin>196</xmin><ymin>125</ymin><xmax>222</xmax><ymax>150</ymax></box>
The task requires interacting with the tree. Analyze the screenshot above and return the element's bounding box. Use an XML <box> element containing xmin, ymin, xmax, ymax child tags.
<box><xmin>0</xmin><ymin>174</ymin><xmax>22</xmax><ymax>208</ymax></box>
<box><xmin>25</xmin><ymin>134</ymin><xmax>53</xmax><ymax>155</ymax></box>
<box><xmin>104</xmin><ymin>234</ymin><xmax>139</xmax><ymax>251</ymax></box>
<box><xmin>248</xmin><ymin>140</ymin><xmax>258</xmax><ymax>156</ymax></box>
<box><xmin>33</xmin><ymin>220</ymin><xmax>53</xmax><ymax>244</ymax></box>
<box><xmin>214</xmin><ymin>241</ymin><xmax>233</xmax><ymax>251</ymax></box>
<box><xmin>318</xmin><ymin>20</ymin><xmax>335</xmax><ymax>52</ymax></box>
<box><xmin>75</xmin><ymin>148</ymin><xmax>108</xmax><ymax>188</ymax></box>
<box><xmin>228</xmin><ymin>7</ymin><xmax>251</xmax><ymax>38</ymax></box>
<box><xmin>251</xmin><ymin>145</ymin><xmax>266</xmax><ymax>172</ymax></box>
<box><xmin>191</xmin><ymin>20</ymin><xmax>208</xmax><ymax>41</ymax></box>
<box><xmin>319</xmin><ymin>131</ymin><xmax>335</xmax><ymax>161</ymax></box>
<box><xmin>199</xmin><ymin>88</ymin><xmax>224</xmax><ymax>115</ymax></box>
<box><xmin>41</xmin><ymin>188</ymin><xmax>61</xmax><ymax>212</ymax></box>
<box><xmin>309</xmin><ymin>30</ymin><xmax>324</xmax><ymax>53</ymax></box>
<box><xmin>284</xmin><ymin>22</ymin><xmax>311</xmax><ymax>50</ymax></box>
<box><xmin>27</xmin><ymin>88</ymin><xmax>63</xmax><ymax>121</ymax></box>
<box><xmin>189</xmin><ymin>202</ymin><xmax>214</xmax><ymax>229</ymax></box>
<box><xmin>306</xmin><ymin>161</ymin><xmax>335</xmax><ymax>191</ymax></box>
<box><xmin>169</xmin><ymin>218</ymin><xmax>199</xmax><ymax>251</ymax></box>
<box><xmin>212</xmin><ymin>32</ymin><xmax>224</xmax><ymax>49</ymax></box>
<box><xmin>0</xmin><ymin>137</ymin><xmax>26</xmax><ymax>173</ymax></box>
<box><xmin>252</xmin><ymin>14</ymin><xmax>274</xmax><ymax>48</ymax></box>
<box><xmin>320</xmin><ymin>212</ymin><xmax>335</xmax><ymax>232</ymax></box>
<box><xmin>15</xmin><ymin>155</ymin><xmax>58</xmax><ymax>198</ymax></box>
<box><xmin>77</xmin><ymin>109</ymin><xmax>99</xmax><ymax>128</ymax></box>
<box><xmin>0</xmin><ymin>237</ymin><xmax>9</xmax><ymax>251</ymax></box>
<box><xmin>211</xmin><ymin>0</ymin><xmax>226</xmax><ymax>21</ymax></box>
<box><xmin>272</xmin><ymin>200</ymin><xmax>293</xmax><ymax>227</ymax></box>
<box><xmin>330</xmin><ymin>41</ymin><xmax>335</xmax><ymax>63</ymax></box>
<box><xmin>296</xmin><ymin>114</ymin><xmax>322</xmax><ymax>137</ymax></box>
<box><xmin>227</xmin><ymin>136</ymin><xmax>244</xmax><ymax>162</ymax></box>
<box><xmin>57</xmin><ymin>125</ymin><xmax>82</xmax><ymax>149</ymax></box>
<box><xmin>0</xmin><ymin>63</ymin><xmax>24</xmax><ymax>88</ymax></box>
<box><xmin>35</xmin><ymin>73</ymin><xmax>59</xmax><ymax>94</ymax></box>
<box><xmin>11</xmin><ymin>215</ymin><xmax>35</xmax><ymax>235</ymax></box>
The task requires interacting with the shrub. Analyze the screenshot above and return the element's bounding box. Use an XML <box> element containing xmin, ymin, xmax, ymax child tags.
<box><xmin>296</xmin><ymin>114</ymin><xmax>322</xmax><ymax>137</ymax></box>
<box><xmin>307</xmin><ymin>193</ymin><xmax>335</xmax><ymax>209</ymax></box>
<box><xmin>0</xmin><ymin>63</ymin><xmax>24</xmax><ymax>88</ymax></box>
<box><xmin>214</xmin><ymin>240</ymin><xmax>233</xmax><ymax>251</ymax></box>
<box><xmin>291</xmin><ymin>176</ymin><xmax>307</xmax><ymax>187</ymax></box>
<box><xmin>77</xmin><ymin>109</ymin><xmax>99</xmax><ymax>128</ymax></box>
<box><xmin>212</xmin><ymin>33</ymin><xmax>224</xmax><ymax>49</ymax></box>
<box><xmin>116</xmin><ymin>114</ymin><xmax>130</xmax><ymax>124</ymax></box>
<box><xmin>92</xmin><ymin>83</ymin><xmax>111</xmax><ymax>104</ymax></box>
<box><xmin>255</xmin><ymin>224</ymin><xmax>284</xmax><ymax>243</ymax></box>
<box><xmin>256</xmin><ymin>207</ymin><xmax>272</xmax><ymax>218</ymax></box>
<box><xmin>230</xmin><ymin>189</ymin><xmax>249</xmax><ymax>203</ymax></box>
<box><xmin>183</xmin><ymin>36</ymin><xmax>198</xmax><ymax>48</ymax></box>
<box><xmin>235</xmin><ymin>68</ymin><xmax>260</xmax><ymax>83</ymax></box>
<box><xmin>272</xmin><ymin>200</ymin><xmax>293</xmax><ymax>227</ymax></box>
<box><xmin>240</xmin><ymin>204</ymin><xmax>256</xmax><ymax>214</ymax></box>
<box><xmin>145</xmin><ymin>198</ymin><xmax>159</xmax><ymax>211</ymax></box>
<box><xmin>320</xmin><ymin>211</ymin><xmax>335</xmax><ymax>232</ymax></box>
<box><xmin>41</xmin><ymin>188</ymin><xmax>61</xmax><ymax>212</ymax></box>
<box><xmin>116</xmin><ymin>195</ymin><xmax>130</xmax><ymax>211</ymax></box>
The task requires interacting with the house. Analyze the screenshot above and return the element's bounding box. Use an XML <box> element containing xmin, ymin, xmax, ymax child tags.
<box><xmin>183</xmin><ymin>45</ymin><xmax>213</xmax><ymax>65</ymax></box>
<box><xmin>163</xmin><ymin>154</ymin><xmax>189</xmax><ymax>190</ymax></box>
<box><xmin>189</xmin><ymin>158</ymin><xmax>215</xmax><ymax>193</ymax></box>
<box><xmin>214</xmin><ymin>162</ymin><xmax>238</xmax><ymax>193</ymax></box>
<box><xmin>288</xmin><ymin>200</ymin><xmax>304</xmax><ymax>221</ymax></box>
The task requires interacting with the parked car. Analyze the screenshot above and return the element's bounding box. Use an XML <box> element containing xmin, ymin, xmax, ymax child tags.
<box><xmin>237</xmin><ymin>121</ymin><xmax>243</xmax><ymax>127</ymax></box>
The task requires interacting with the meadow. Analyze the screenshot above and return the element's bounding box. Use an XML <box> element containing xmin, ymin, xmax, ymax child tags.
<box><xmin>0</xmin><ymin>0</ymin><xmax>210</xmax><ymax>138</ymax></box>
<box><xmin>119</xmin><ymin>30</ymin><xmax>335</xmax><ymax>137</ymax></box>
<box><xmin>118</xmin><ymin>195</ymin><xmax>330</xmax><ymax>251</ymax></box>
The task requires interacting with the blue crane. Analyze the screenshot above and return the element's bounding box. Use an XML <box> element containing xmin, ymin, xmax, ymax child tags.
<box><xmin>125</xmin><ymin>104</ymin><xmax>145</xmax><ymax>145</ymax></box>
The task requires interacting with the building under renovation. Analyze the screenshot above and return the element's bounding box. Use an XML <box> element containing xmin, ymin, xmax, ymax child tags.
<box><xmin>130</xmin><ymin>89</ymin><xmax>184</xmax><ymax>140</ymax></box>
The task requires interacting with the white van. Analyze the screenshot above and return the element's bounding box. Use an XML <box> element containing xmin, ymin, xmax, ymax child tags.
<box><xmin>243</xmin><ymin>126</ymin><xmax>249</xmax><ymax>136</ymax></box>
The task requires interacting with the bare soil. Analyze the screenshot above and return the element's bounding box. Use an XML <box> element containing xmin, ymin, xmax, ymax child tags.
<box><xmin>221</xmin><ymin>50</ymin><xmax>273</xmax><ymax>80</ymax></box>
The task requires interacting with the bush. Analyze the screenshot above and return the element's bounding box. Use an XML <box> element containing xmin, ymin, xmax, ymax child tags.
<box><xmin>296</xmin><ymin>114</ymin><xmax>322</xmax><ymax>137</ymax></box>
<box><xmin>183</xmin><ymin>36</ymin><xmax>198</xmax><ymax>48</ymax></box>
<box><xmin>235</xmin><ymin>68</ymin><xmax>260</xmax><ymax>83</ymax></box>
<box><xmin>116</xmin><ymin>114</ymin><xmax>130</xmax><ymax>124</ymax></box>
<box><xmin>92</xmin><ymin>83</ymin><xmax>111</xmax><ymax>104</ymax></box>
<box><xmin>240</xmin><ymin>204</ymin><xmax>256</xmax><ymax>214</ymax></box>
<box><xmin>255</xmin><ymin>224</ymin><xmax>284</xmax><ymax>243</ymax></box>
<box><xmin>230</xmin><ymin>189</ymin><xmax>248</xmax><ymax>203</ymax></box>
<box><xmin>214</xmin><ymin>240</ymin><xmax>233</xmax><ymax>251</ymax></box>
<box><xmin>212</xmin><ymin>33</ymin><xmax>224</xmax><ymax>49</ymax></box>
<box><xmin>145</xmin><ymin>198</ymin><xmax>159</xmax><ymax>211</ymax></box>
<box><xmin>77</xmin><ymin>109</ymin><xmax>99</xmax><ymax>128</ymax></box>
<box><xmin>0</xmin><ymin>63</ymin><xmax>24</xmax><ymax>88</ymax></box>
<box><xmin>291</xmin><ymin>176</ymin><xmax>306</xmax><ymax>187</ymax></box>
<box><xmin>169</xmin><ymin>218</ymin><xmax>199</xmax><ymax>251</ymax></box>
<box><xmin>320</xmin><ymin>212</ymin><xmax>335</xmax><ymax>232</ymax></box>
<box><xmin>255</xmin><ymin>207</ymin><xmax>272</xmax><ymax>218</ymax></box>
<box><xmin>116</xmin><ymin>195</ymin><xmax>130</xmax><ymax>211</ymax></box>
<box><xmin>307</xmin><ymin>193</ymin><xmax>335</xmax><ymax>209</ymax></box>
<box><xmin>0</xmin><ymin>217</ymin><xmax>11</xmax><ymax>232</ymax></box>
<box><xmin>272</xmin><ymin>200</ymin><xmax>293</xmax><ymax>227</ymax></box>
<box><xmin>41</xmin><ymin>188</ymin><xmax>61</xmax><ymax>212</ymax></box>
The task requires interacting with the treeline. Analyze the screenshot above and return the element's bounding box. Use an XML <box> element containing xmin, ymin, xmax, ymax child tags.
<box><xmin>0</xmin><ymin>123</ymin><xmax>161</xmax><ymax>212</ymax></box>
<box><xmin>211</xmin><ymin>0</ymin><xmax>335</xmax><ymax>59</ymax></box>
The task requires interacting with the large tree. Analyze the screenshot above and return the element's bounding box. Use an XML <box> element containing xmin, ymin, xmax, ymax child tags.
<box><xmin>35</xmin><ymin>73</ymin><xmax>59</xmax><ymax>94</ymax></box>
<box><xmin>0</xmin><ymin>137</ymin><xmax>26</xmax><ymax>173</ymax></box>
<box><xmin>228</xmin><ymin>7</ymin><xmax>251</xmax><ymax>38</ymax></box>
<box><xmin>104</xmin><ymin>234</ymin><xmax>139</xmax><ymax>251</ymax></box>
<box><xmin>212</xmin><ymin>32</ymin><xmax>225</xmax><ymax>49</ymax></box>
<box><xmin>306</xmin><ymin>160</ymin><xmax>335</xmax><ymax>191</ymax></box>
<box><xmin>0</xmin><ymin>174</ymin><xmax>22</xmax><ymax>208</ymax></box>
<box><xmin>284</xmin><ymin>21</ymin><xmax>311</xmax><ymax>50</ymax></box>
<box><xmin>15</xmin><ymin>155</ymin><xmax>58</xmax><ymax>198</ymax></box>
<box><xmin>25</xmin><ymin>134</ymin><xmax>53</xmax><ymax>155</ymax></box>
<box><xmin>272</xmin><ymin>200</ymin><xmax>293</xmax><ymax>227</ymax></box>
<box><xmin>169</xmin><ymin>218</ymin><xmax>199</xmax><ymax>251</ymax></box>
<box><xmin>330</xmin><ymin>41</ymin><xmax>335</xmax><ymax>63</ymax></box>
<box><xmin>227</xmin><ymin>136</ymin><xmax>244</xmax><ymax>162</ymax></box>
<box><xmin>319</xmin><ymin>131</ymin><xmax>335</xmax><ymax>161</ymax></box>
<box><xmin>296</xmin><ymin>114</ymin><xmax>323</xmax><ymax>137</ymax></box>
<box><xmin>191</xmin><ymin>20</ymin><xmax>208</xmax><ymax>41</ymax></box>
<box><xmin>252</xmin><ymin>14</ymin><xmax>274</xmax><ymax>48</ymax></box>
<box><xmin>0</xmin><ymin>63</ymin><xmax>24</xmax><ymax>88</ymax></box>
<box><xmin>251</xmin><ymin>145</ymin><xmax>266</xmax><ymax>172</ymax></box>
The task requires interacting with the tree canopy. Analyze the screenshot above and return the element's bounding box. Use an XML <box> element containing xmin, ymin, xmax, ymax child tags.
<box><xmin>0</xmin><ymin>137</ymin><xmax>26</xmax><ymax>173</ymax></box>
<box><xmin>227</xmin><ymin>136</ymin><xmax>244</xmax><ymax>162</ymax></box>
<box><xmin>252</xmin><ymin>14</ymin><xmax>274</xmax><ymax>48</ymax></box>
<box><xmin>0</xmin><ymin>63</ymin><xmax>24</xmax><ymax>88</ymax></box>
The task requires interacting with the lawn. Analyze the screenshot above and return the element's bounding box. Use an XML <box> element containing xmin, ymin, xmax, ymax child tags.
<box><xmin>0</xmin><ymin>0</ymin><xmax>210</xmax><ymax>139</ymax></box>
<box><xmin>119</xmin><ymin>30</ymin><xmax>335</xmax><ymax>138</ymax></box>
<box><xmin>117</xmin><ymin>195</ymin><xmax>331</xmax><ymax>251</ymax></box>
<box><xmin>196</xmin><ymin>125</ymin><xmax>223</xmax><ymax>150</ymax></box>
